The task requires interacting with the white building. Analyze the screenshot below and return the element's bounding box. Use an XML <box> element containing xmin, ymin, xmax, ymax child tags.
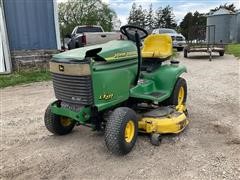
<box><xmin>0</xmin><ymin>1</ymin><xmax>11</xmax><ymax>74</ymax></box>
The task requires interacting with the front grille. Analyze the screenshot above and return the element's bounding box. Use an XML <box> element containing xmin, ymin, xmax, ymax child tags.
<box><xmin>52</xmin><ymin>73</ymin><xmax>93</xmax><ymax>105</ymax></box>
<box><xmin>176</xmin><ymin>36</ymin><xmax>183</xmax><ymax>41</ymax></box>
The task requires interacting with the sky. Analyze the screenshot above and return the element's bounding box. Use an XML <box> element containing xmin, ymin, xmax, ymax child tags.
<box><xmin>101</xmin><ymin>0</ymin><xmax>240</xmax><ymax>25</ymax></box>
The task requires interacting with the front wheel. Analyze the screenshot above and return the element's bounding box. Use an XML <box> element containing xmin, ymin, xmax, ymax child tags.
<box><xmin>44</xmin><ymin>105</ymin><xmax>76</xmax><ymax>135</ymax></box>
<box><xmin>105</xmin><ymin>107</ymin><xmax>138</xmax><ymax>155</ymax></box>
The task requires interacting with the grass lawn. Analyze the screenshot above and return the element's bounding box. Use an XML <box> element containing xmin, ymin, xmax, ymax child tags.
<box><xmin>226</xmin><ymin>44</ymin><xmax>240</xmax><ymax>58</ymax></box>
<box><xmin>172</xmin><ymin>48</ymin><xmax>179</xmax><ymax>58</ymax></box>
<box><xmin>0</xmin><ymin>70</ymin><xmax>51</xmax><ymax>88</ymax></box>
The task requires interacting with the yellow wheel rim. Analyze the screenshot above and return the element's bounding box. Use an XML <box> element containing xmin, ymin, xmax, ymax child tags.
<box><xmin>60</xmin><ymin>117</ymin><xmax>72</xmax><ymax>127</ymax></box>
<box><xmin>125</xmin><ymin>120</ymin><xmax>135</xmax><ymax>143</ymax></box>
<box><xmin>178</xmin><ymin>86</ymin><xmax>185</xmax><ymax>105</ymax></box>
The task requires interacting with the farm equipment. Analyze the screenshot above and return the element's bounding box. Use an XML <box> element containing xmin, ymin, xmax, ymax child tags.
<box><xmin>184</xmin><ymin>25</ymin><xmax>225</xmax><ymax>61</ymax></box>
<box><xmin>44</xmin><ymin>25</ymin><xmax>189</xmax><ymax>155</ymax></box>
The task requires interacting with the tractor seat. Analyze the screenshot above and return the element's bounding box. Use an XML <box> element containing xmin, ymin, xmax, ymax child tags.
<box><xmin>142</xmin><ymin>34</ymin><xmax>172</xmax><ymax>60</ymax></box>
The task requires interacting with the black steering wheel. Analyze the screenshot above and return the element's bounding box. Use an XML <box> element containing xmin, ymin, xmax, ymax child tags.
<box><xmin>120</xmin><ymin>25</ymin><xmax>148</xmax><ymax>85</ymax></box>
<box><xmin>120</xmin><ymin>25</ymin><xmax>148</xmax><ymax>42</ymax></box>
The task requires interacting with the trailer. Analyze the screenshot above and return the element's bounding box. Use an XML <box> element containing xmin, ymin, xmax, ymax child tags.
<box><xmin>184</xmin><ymin>25</ymin><xmax>225</xmax><ymax>61</ymax></box>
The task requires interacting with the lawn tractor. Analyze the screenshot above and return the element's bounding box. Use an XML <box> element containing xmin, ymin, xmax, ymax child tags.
<box><xmin>44</xmin><ymin>25</ymin><xmax>189</xmax><ymax>155</ymax></box>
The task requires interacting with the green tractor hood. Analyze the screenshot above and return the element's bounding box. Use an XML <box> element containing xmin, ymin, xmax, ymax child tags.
<box><xmin>53</xmin><ymin>40</ymin><xmax>138</xmax><ymax>62</ymax></box>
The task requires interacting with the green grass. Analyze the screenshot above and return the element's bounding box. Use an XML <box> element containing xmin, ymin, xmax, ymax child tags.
<box><xmin>226</xmin><ymin>44</ymin><xmax>240</xmax><ymax>58</ymax></box>
<box><xmin>172</xmin><ymin>49</ymin><xmax>179</xmax><ymax>58</ymax></box>
<box><xmin>0</xmin><ymin>70</ymin><xmax>51</xmax><ymax>88</ymax></box>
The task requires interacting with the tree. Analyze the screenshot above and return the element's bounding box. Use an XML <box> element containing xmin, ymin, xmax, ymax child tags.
<box><xmin>179</xmin><ymin>11</ymin><xmax>207</xmax><ymax>40</ymax></box>
<box><xmin>145</xmin><ymin>4</ymin><xmax>154</xmax><ymax>31</ymax></box>
<box><xmin>127</xmin><ymin>3</ymin><xmax>177</xmax><ymax>30</ymax></box>
<box><xmin>58</xmin><ymin>0</ymin><xmax>117</xmax><ymax>37</ymax></box>
<box><xmin>162</xmin><ymin>6</ymin><xmax>177</xmax><ymax>28</ymax></box>
<box><xmin>154</xmin><ymin>7</ymin><xmax>163</xmax><ymax>28</ymax></box>
<box><xmin>210</xmin><ymin>3</ymin><xmax>236</xmax><ymax>13</ymax></box>
<box><xmin>128</xmin><ymin>3</ymin><xmax>146</xmax><ymax>28</ymax></box>
<box><xmin>154</xmin><ymin>5</ymin><xmax>177</xmax><ymax>29</ymax></box>
<box><xmin>179</xmin><ymin>12</ymin><xmax>193</xmax><ymax>40</ymax></box>
<box><xmin>128</xmin><ymin>3</ymin><xmax>137</xmax><ymax>25</ymax></box>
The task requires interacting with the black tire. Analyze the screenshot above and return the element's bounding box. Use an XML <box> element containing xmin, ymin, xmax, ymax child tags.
<box><xmin>44</xmin><ymin>105</ymin><xmax>75</xmax><ymax>135</ymax></box>
<box><xmin>105</xmin><ymin>107</ymin><xmax>138</xmax><ymax>155</ymax></box>
<box><xmin>177</xmin><ymin>47</ymin><xmax>183</xmax><ymax>51</ymax></box>
<box><xmin>164</xmin><ymin>77</ymin><xmax>187</xmax><ymax>106</ymax></box>
<box><xmin>184</xmin><ymin>49</ymin><xmax>188</xmax><ymax>58</ymax></box>
<box><xmin>219</xmin><ymin>51</ymin><xmax>224</xmax><ymax>56</ymax></box>
<box><xmin>75</xmin><ymin>42</ymin><xmax>80</xmax><ymax>48</ymax></box>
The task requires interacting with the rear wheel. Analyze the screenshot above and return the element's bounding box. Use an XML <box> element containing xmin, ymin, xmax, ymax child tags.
<box><xmin>219</xmin><ymin>51</ymin><xmax>224</xmax><ymax>56</ymax></box>
<box><xmin>105</xmin><ymin>107</ymin><xmax>138</xmax><ymax>155</ymax></box>
<box><xmin>44</xmin><ymin>105</ymin><xmax>75</xmax><ymax>135</ymax></box>
<box><xmin>184</xmin><ymin>49</ymin><xmax>188</xmax><ymax>58</ymax></box>
<box><xmin>164</xmin><ymin>77</ymin><xmax>187</xmax><ymax>106</ymax></box>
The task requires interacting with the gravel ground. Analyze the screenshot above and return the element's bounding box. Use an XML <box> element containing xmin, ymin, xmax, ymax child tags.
<box><xmin>1</xmin><ymin>52</ymin><xmax>240</xmax><ymax>180</ymax></box>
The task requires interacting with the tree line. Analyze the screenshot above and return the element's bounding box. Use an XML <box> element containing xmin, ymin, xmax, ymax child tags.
<box><xmin>127</xmin><ymin>2</ymin><xmax>236</xmax><ymax>40</ymax></box>
<box><xmin>128</xmin><ymin>3</ymin><xmax>177</xmax><ymax>30</ymax></box>
<box><xmin>127</xmin><ymin>3</ymin><xmax>206</xmax><ymax>39</ymax></box>
<box><xmin>179</xmin><ymin>3</ymin><xmax>236</xmax><ymax>40</ymax></box>
<box><xmin>58</xmin><ymin>1</ymin><xmax>237</xmax><ymax>41</ymax></box>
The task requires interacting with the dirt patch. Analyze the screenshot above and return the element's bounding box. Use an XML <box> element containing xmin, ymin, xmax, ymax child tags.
<box><xmin>1</xmin><ymin>53</ymin><xmax>240</xmax><ymax>180</ymax></box>
<box><xmin>227</xmin><ymin>138</ymin><xmax>240</xmax><ymax>145</ymax></box>
<box><xmin>213</xmin><ymin>124</ymin><xmax>230</xmax><ymax>135</ymax></box>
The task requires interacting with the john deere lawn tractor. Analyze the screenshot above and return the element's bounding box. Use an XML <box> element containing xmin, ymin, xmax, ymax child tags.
<box><xmin>44</xmin><ymin>25</ymin><xmax>189</xmax><ymax>155</ymax></box>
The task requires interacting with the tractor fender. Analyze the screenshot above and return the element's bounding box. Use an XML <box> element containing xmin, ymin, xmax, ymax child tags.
<box><xmin>143</xmin><ymin>64</ymin><xmax>187</xmax><ymax>98</ymax></box>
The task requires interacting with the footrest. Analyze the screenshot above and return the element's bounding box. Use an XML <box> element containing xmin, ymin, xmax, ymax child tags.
<box><xmin>130</xmin><ymin>80</ymin><xmax>168</xmax><ymax>102</ymax></box>
<box><xmin>149</xmin><ymin>91</ymin><xmax>165</xmax><ymax>98</ymax></box>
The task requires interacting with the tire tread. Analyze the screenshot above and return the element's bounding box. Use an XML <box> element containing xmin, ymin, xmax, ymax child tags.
<box><xmin>44</xmin><ymin>105</ymin><xmax>75</xmax><ymax>135</ymax></box>
<box><xmin>105</xmin><ymin>107</ymin><xmax>138</xmax><ymax>155</ymax></box>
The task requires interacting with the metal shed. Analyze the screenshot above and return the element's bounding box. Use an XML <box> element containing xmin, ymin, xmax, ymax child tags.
<box><xmin>3</xmin><ymin>0</ymin><xmax>60</xmax><ymax>50</ymax></box>
<box><xmin>236</xmin><ymin>10</ymin><xmax>240</xmax><ymax>42</ymax></box>
<box><xmin>207</xmin><ymin>8</ymin><xmax>237</xmax><ymax>43</ymax></box>
<box><xmin>0</xmin><ymin>0</ymin><xmax>60</xmax><ymax>73</ymax></box>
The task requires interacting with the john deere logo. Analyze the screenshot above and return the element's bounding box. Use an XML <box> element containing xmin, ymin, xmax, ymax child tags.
<box><xmin>59</xmin><ymin>65</ymin><xmax>64</xmax><ymax>71</ymax></box>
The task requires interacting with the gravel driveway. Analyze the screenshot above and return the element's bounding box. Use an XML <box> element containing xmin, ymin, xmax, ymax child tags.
<box><xmin>1</xmin><ymin>53</ymin><xmax>239</xmax><ymax>180</ymax></box>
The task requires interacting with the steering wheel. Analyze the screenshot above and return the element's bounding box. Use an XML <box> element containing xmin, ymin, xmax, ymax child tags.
<box><xmin>120</xmin><ymin>25</ymin><xmax>148</xmax><ymax>42</ymax></box>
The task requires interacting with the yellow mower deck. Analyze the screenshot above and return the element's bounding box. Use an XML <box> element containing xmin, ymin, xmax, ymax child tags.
<box><xmin>138</xmin><ymin>105</ymin><xmax>189</xmax><ymax>134</ymax></box>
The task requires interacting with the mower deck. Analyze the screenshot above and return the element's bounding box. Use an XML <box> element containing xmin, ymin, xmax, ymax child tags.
<box><xmin>138</xmin><ymin>106</ymin><xmax>189</xmax><ymax>134</ymax></box>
